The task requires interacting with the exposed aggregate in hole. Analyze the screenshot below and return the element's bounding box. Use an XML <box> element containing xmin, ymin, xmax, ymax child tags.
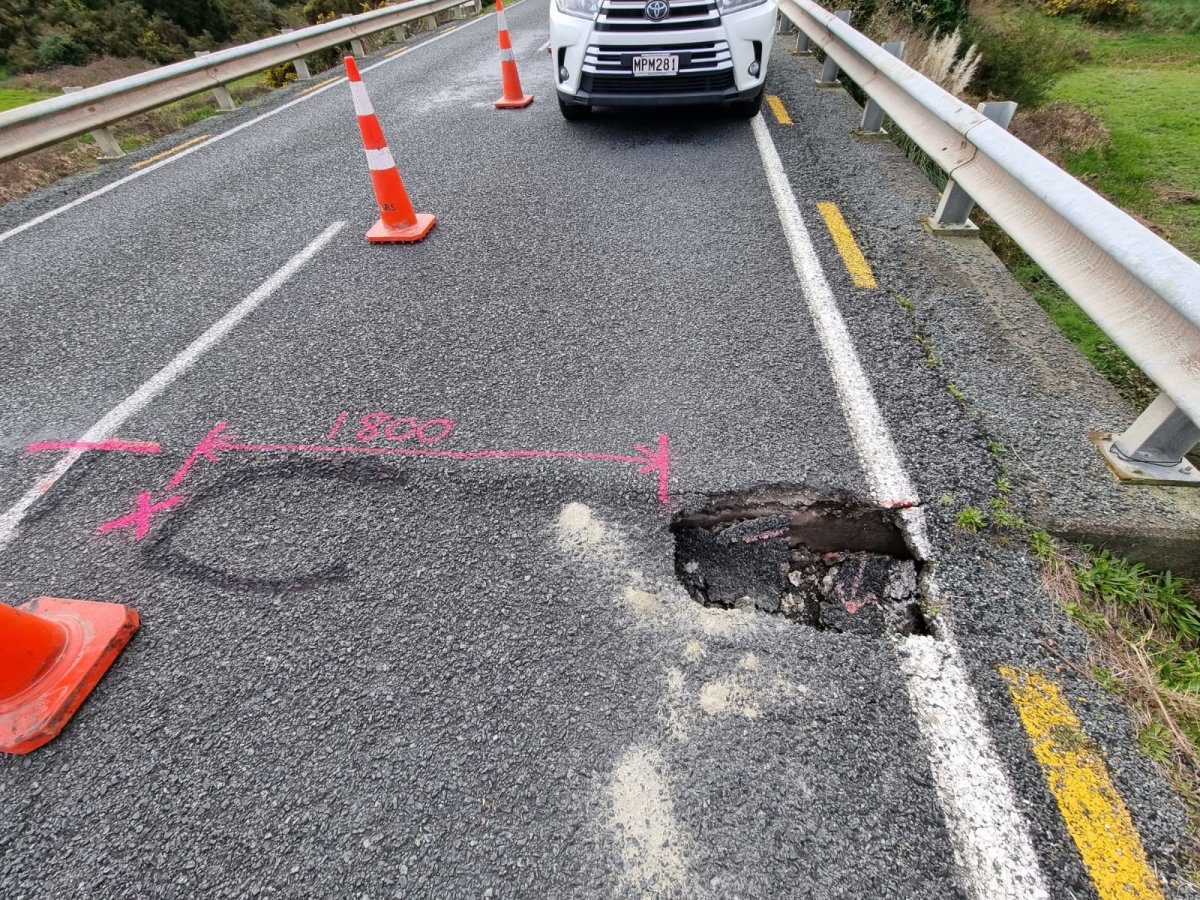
<box><xmin>672</xmin><ymin>487</ymin><xmax>932</xmax><ymax>637</ymax></box>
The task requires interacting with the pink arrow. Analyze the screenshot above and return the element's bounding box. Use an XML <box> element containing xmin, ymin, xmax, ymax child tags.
<box><xmin>209</xmin><ymin>432</ymin><xmax>673</xmax><ymax>504</ymax></box>
<box><xmin>166</xmin><ymin>421</ymin><xmax>241</xmax><ymax>488</ymax></box>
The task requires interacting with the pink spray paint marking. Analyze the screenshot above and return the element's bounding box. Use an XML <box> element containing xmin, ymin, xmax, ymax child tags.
<box><xmin>166</xmin><ymin>421</ymin><xmax>240</xmax><ymax>488</ymax></box>
<box><xmin>329</xmin><ymin>410</ymin><xmax>457</xmax><ymax>446</ymax></box>
<box><xmin>741</xmin><ymin>526</ymin><xmax>789</xmax><ymax>545</ymax></box>
<box><xmin>97</xmin><ymin>420</ymin><xmax>672</xmax><ymax>542</ymax></box>
<box><xmin>98</xmin><ymin>491</ymin><xmax>183</xmax><ymax>539</ymax></box>
<box><xmin>26</xmin><ymin>439</ymin><xmax>160</xmax><ymax>454</ymax></box>
<box><xmin>208</xmin><ymin>431</ymin><xmax>672</xmax><ymax>504</ymax></box>
<box><xmin>325</xmin><ymin>411</ymin><xmax>349</xmax><ymax>439</ymax></box>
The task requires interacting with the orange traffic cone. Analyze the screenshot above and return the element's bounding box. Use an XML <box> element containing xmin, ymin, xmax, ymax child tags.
<box><xmin>494</xmin><ymin>0</ymin><xmax>533</xmax><ymax>110</ymax></box>
<box><xmin>344</xmin><ymin>56</ymin><xmax>436</xmax><ymax>243</ymax></box>
<box><xmin>0</xmin><ymin>597</ymin><xmax>139</xmax><ymax>755</ymax></box>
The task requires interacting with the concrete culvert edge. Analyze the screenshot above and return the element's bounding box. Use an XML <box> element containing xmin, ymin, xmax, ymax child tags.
<box><xmin>671</xmin><ymin>486</ymin><xmax>934</xmax><ymax>638</ymax></box>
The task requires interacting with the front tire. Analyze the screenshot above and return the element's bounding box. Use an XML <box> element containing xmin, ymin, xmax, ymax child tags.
<box><xmin>558</xmin><ymin>95</ymin><xmax>591</xmax><ymax>121</ymax></box>
<box><xmin>730</xmin><ymin>88</ymin><xmax>764</xmax><ymax>119</ymax></box>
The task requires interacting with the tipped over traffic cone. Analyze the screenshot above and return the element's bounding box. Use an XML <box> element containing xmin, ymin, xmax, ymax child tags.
<box><xmin>494</xmin><ymin>0</ymin><xmax>533</xmax><ymax>109</ymax></box>
<box><xmin>344</xmin><ymin>56</ymin><xmax>436</xmax><ymax>243</ymax></box>
<box><xmin>0</xmin><ymin>597</ymin><xmax>139</xmax><ymax>755</ymax></box>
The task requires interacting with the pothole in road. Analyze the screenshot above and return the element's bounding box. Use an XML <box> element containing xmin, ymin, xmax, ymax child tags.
<box><xmin>671</xmin><ymin>487</ymin><xmax>933</xmax><ymax>637</ymax></box>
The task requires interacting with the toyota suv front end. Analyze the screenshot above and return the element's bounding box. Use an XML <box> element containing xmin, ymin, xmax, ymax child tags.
<box><xmin>550</xmin><ymin>0</ymin><xmax>778</xmax><ymax>118</ymax></box>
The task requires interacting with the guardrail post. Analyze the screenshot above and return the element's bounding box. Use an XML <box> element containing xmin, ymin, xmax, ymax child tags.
<box><xmin>61</xmin><ymin>87</ymin><xmax>125</xmax><ymax>159</ymax></box>
<box><xmin>795</xmin><ymin>30</ymin><xmax>812</xmax><ymax>54</ymax></box>
<box><xmin>280</xmin><ymin>29</ymin><xmax>312</xmax><ymax>80</ymax></box>
<box><xmin>341</xmin><ymin>15</ymin><xmax>368</xmax><ymax>57</ymax></box>
<box><xmin>776</xmin><ymin>12</ymin><xmax>794</xmax><ymax>34</ymax></box>
<box><xmin>1092</xmin><ymin>394</ymin><xmax>1200</xmax><ymax>485</ymax></box>
<box><xmin>856</xmin><ymin>41</ymin><xmax>904</xmax><ymax>136</ymax></box>
<box><xmin>925</xmin><ymin>100</ymin><xmax>1018</xmax><ymax>233</ymax></box>
<box><xmin>193</xmin><ymin>52</ymin><xmax>237</xmax><ymax>111</ymax></box>
<box><xmin>815</xmin><ymin>11</ymin><xmax>852</xmax><ymax>87</ymax></box>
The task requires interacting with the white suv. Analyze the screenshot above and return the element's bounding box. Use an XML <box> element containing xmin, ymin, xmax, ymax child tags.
<box><xmin>549</xmin><ymin>0</ymin><xmax>778</xmax><ymax>119</ymax></box>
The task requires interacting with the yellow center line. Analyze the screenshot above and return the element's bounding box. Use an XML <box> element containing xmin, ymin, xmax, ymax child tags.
<box><xmin>299</xmin><ymin>76</ymin><xmax>341</xmax><ymax>95</ymax></box>
<box><xmin>815</xmin><ymin>201</ymin><xmax>877</xmax><ymax>289</ymax></box>
<box><xmin>129</xmin><ymin>135</ymin><xmax>210</xmax><ymax>170</ymax></box>
<box><xmin>384</xmin><ymin>47</ymin><xmax>408</xmax><ymax>59</ymax></box>
<box><xmin>766</xmin><ymin>94</ymin><xmax>792</xmax><ymax>126</ymax></box>
<box><xmin>1000</xmin><ymin>667</ymin><xmax>1164</xmax><ymax>900</ymax></box>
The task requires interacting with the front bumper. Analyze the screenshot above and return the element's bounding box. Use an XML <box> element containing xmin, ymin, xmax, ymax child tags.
<box><xmin>558</xmin><ymin>80</ymin><xmax>761</xmax><ymax>108</ymax></box>
<box><xmin>550</xmin><ymin>1</ymin><xmax>776</xmax><ymax>107</ymax></box>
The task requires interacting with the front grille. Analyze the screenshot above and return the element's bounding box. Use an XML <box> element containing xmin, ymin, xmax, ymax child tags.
<box><xmin>581</xmin><ymin>70</ymin><xmax>736</xmax><ymax>94</ymax></box>
<box><xmin>582</xmin><ymin>40</ymin><xmax>734</xmax><ymax>76</ymax></box>
<box><xmin>595</xmin><ymin>0</ymin><xmax>721</xmax><ymax>32</ymax></box>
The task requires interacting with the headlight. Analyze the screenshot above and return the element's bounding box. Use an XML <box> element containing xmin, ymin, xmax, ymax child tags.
<box><xmin>717</xmin><ymin>0</ymin><xmax>767</xmax><ymax>12</ymax></box>
<box><xmin>555</xmin><ymin>0</ymin><xmax>598</xmax><ymax>18</ymax></box>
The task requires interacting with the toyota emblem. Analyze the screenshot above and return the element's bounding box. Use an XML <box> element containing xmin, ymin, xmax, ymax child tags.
<box><xmin>644</xmin><ymin>0</ymin><xmax>670</xmax><ymax>20</ymax></box>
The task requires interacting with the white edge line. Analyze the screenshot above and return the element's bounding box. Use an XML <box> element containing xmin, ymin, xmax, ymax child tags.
<box><xmin>749</xmin><ymin>116</ymin><xmax>915</xmax><ymax>509</ymax></box>
<box><xmin>750</xmin><ymin>112</ymin><xmax>1051</xmax><ymax>900</ymax></box>
<box><xmin>0</xmin><ymin>220</ymin><xmax>346</xmax><ymax>550</ymax></box>
<box><xmin>0</xmin><ymin>12</ymin><xmax>495</xmax><ymax>247</ymax></box>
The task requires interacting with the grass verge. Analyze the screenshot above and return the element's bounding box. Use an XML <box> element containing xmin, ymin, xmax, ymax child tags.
<box><xmin>0</xmin><ymin>86</ymin><xmax>55</xmax><ymax>112</ymax></box>
<box><xmin>1033</xmin><ymin>531</ymin><xmax>1200</xmax><ymax>877</ymax></box>
<box><xmin>950</xmin><ymin>483</ymin><xmax>1200</xmax><ymax>878</ymax></box>
<box><xmin>880</xmin><ymin>1</ymin><xmax>1198</xmax><ymax>411</ymax></box>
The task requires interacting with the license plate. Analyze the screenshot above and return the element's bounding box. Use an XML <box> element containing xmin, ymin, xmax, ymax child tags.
<box><xmin>632</xmin><ymin>54</ymin><xmax>679</xmax><ymax>76</ymax></box>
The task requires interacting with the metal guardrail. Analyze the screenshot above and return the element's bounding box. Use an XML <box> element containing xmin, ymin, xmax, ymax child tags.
<box><xmin>0</xmin><ymin>0</ymin><xmax>470</xmax><ymax>162</ymax></box>
<box><xmin>779</xmin><ymin>0</ymin><xmax>1200</xmax><ymax>483</ymax></box>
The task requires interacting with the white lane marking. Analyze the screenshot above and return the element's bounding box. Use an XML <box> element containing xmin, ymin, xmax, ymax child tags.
<box><xmin>750</xmin><ymin>113</ymin><xmax>1050</xmax><ymax>900</ymax></box>
<box><xmin>899</xmin><ymin>628</ymin><xmax>1053</xmax><ymax>900</ymax></box>
<box><xmin>0</xmin><ymin>221</ymin><xmax>346</xmax><ymax>551</ymax></box>
<box><xmin>0</xmin><ymin>14</ymin><xmax>496</xmax><ymax>248</ymax></box>
<box><xmin>537</xmin><ymin>39</ymin><xmax>550</xmax><ymax>53</ymax></box>
<box><xmin>751</xmin><ymin>115</ymin><xmax>916</xmax><ymax>508</ymax></box>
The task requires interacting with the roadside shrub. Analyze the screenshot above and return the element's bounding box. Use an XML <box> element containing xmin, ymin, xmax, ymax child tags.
<box><xmin>1043</xmin><ymin>0</ymin><xmax>1142</xmax><ymax>24</ymax></box>
<box><xmin>1009</xmin><ymin>100</ymin><xmax>1110</xmax><ymax>164</ymax></box>
<box><xmin>914</xmin><ymin>26</ymin><xmax>981</xmax><ymax>95</ymax></box>
<box><xmin>36</xmin><ymin>33</ymin><xmax>88</xmax><ymax>68</ymax></box>
<box><xmin>966</xmin><ymin>9</ymin><xmax>1090</xmax><ymax>106</ymax></box>
<box><xmin>825</xmin><ymin>0</ymin><xmax>970</xmax><ymax>33</ymax></box>
<box><xmin>264</xmin><ymin>61</ymin><xmax>297</xmax><ymax>87</ymax></box>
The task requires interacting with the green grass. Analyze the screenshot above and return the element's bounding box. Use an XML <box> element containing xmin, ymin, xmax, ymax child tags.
<box><xmin>1140</xmin><ymin>0</ymin><xmax>1200</xmax><ymax>32</ymax></box>
<box><xmin>963</xmin><ymin>6</ymin><xmax>1200</xmax><ymax>410</ymax></box>
<box><xmin>954</xmin><ymin>506</ymin><xmax>986</xmax><ymax>533</ymax></box>
<box><xmin>0</xmin><ymin>85</ymin><xmax>55</xmax><ymax>112</ymax></box>
<box><xmin>1052</xmin><ymin>59</ymin><xmax>1200</xmax><ymax>258</ymax></box>
<box><xmin>1037</xmin><ymin>535</ymin><xmax>1200</xmax><ymax>866</ymax></box>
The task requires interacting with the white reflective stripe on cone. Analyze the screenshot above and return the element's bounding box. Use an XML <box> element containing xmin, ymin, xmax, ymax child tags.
<box><xmin>500</xmin><ymin>47</ymin><xmax>515</xmax><ymax>62</ymax></box>
<box><xmin>350</xmin><ymin>81</ymin><xmax>374</xmax><ymax>117</ymax></box>
<box><xmin>364</xmin><ymin>147</ymin><xmax>396</xmax><ymax>171</ymax></box>
<box><xmin>497</xmin><ymin>11</ymin><xmax>509</xmax><ymax>30</ymax></box>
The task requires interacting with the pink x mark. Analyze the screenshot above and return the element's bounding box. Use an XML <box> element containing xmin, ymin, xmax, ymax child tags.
<box><xmin>98</xmin><ymin>491</ymin><xmax>183</xmax><ymax>540</ymax></box>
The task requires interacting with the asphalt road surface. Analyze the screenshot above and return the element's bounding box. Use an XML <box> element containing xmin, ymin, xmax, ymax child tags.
<box><xmin>0</xmin><ymin>3</ymin><xmax>1190</xmax><ymax>897</ymax></box>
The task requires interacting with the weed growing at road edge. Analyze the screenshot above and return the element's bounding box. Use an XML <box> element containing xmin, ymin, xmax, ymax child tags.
<box><xmin>954</xmin><ymin>506</ymin><xmax>986</xmax><ymax>532</ymax></box>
